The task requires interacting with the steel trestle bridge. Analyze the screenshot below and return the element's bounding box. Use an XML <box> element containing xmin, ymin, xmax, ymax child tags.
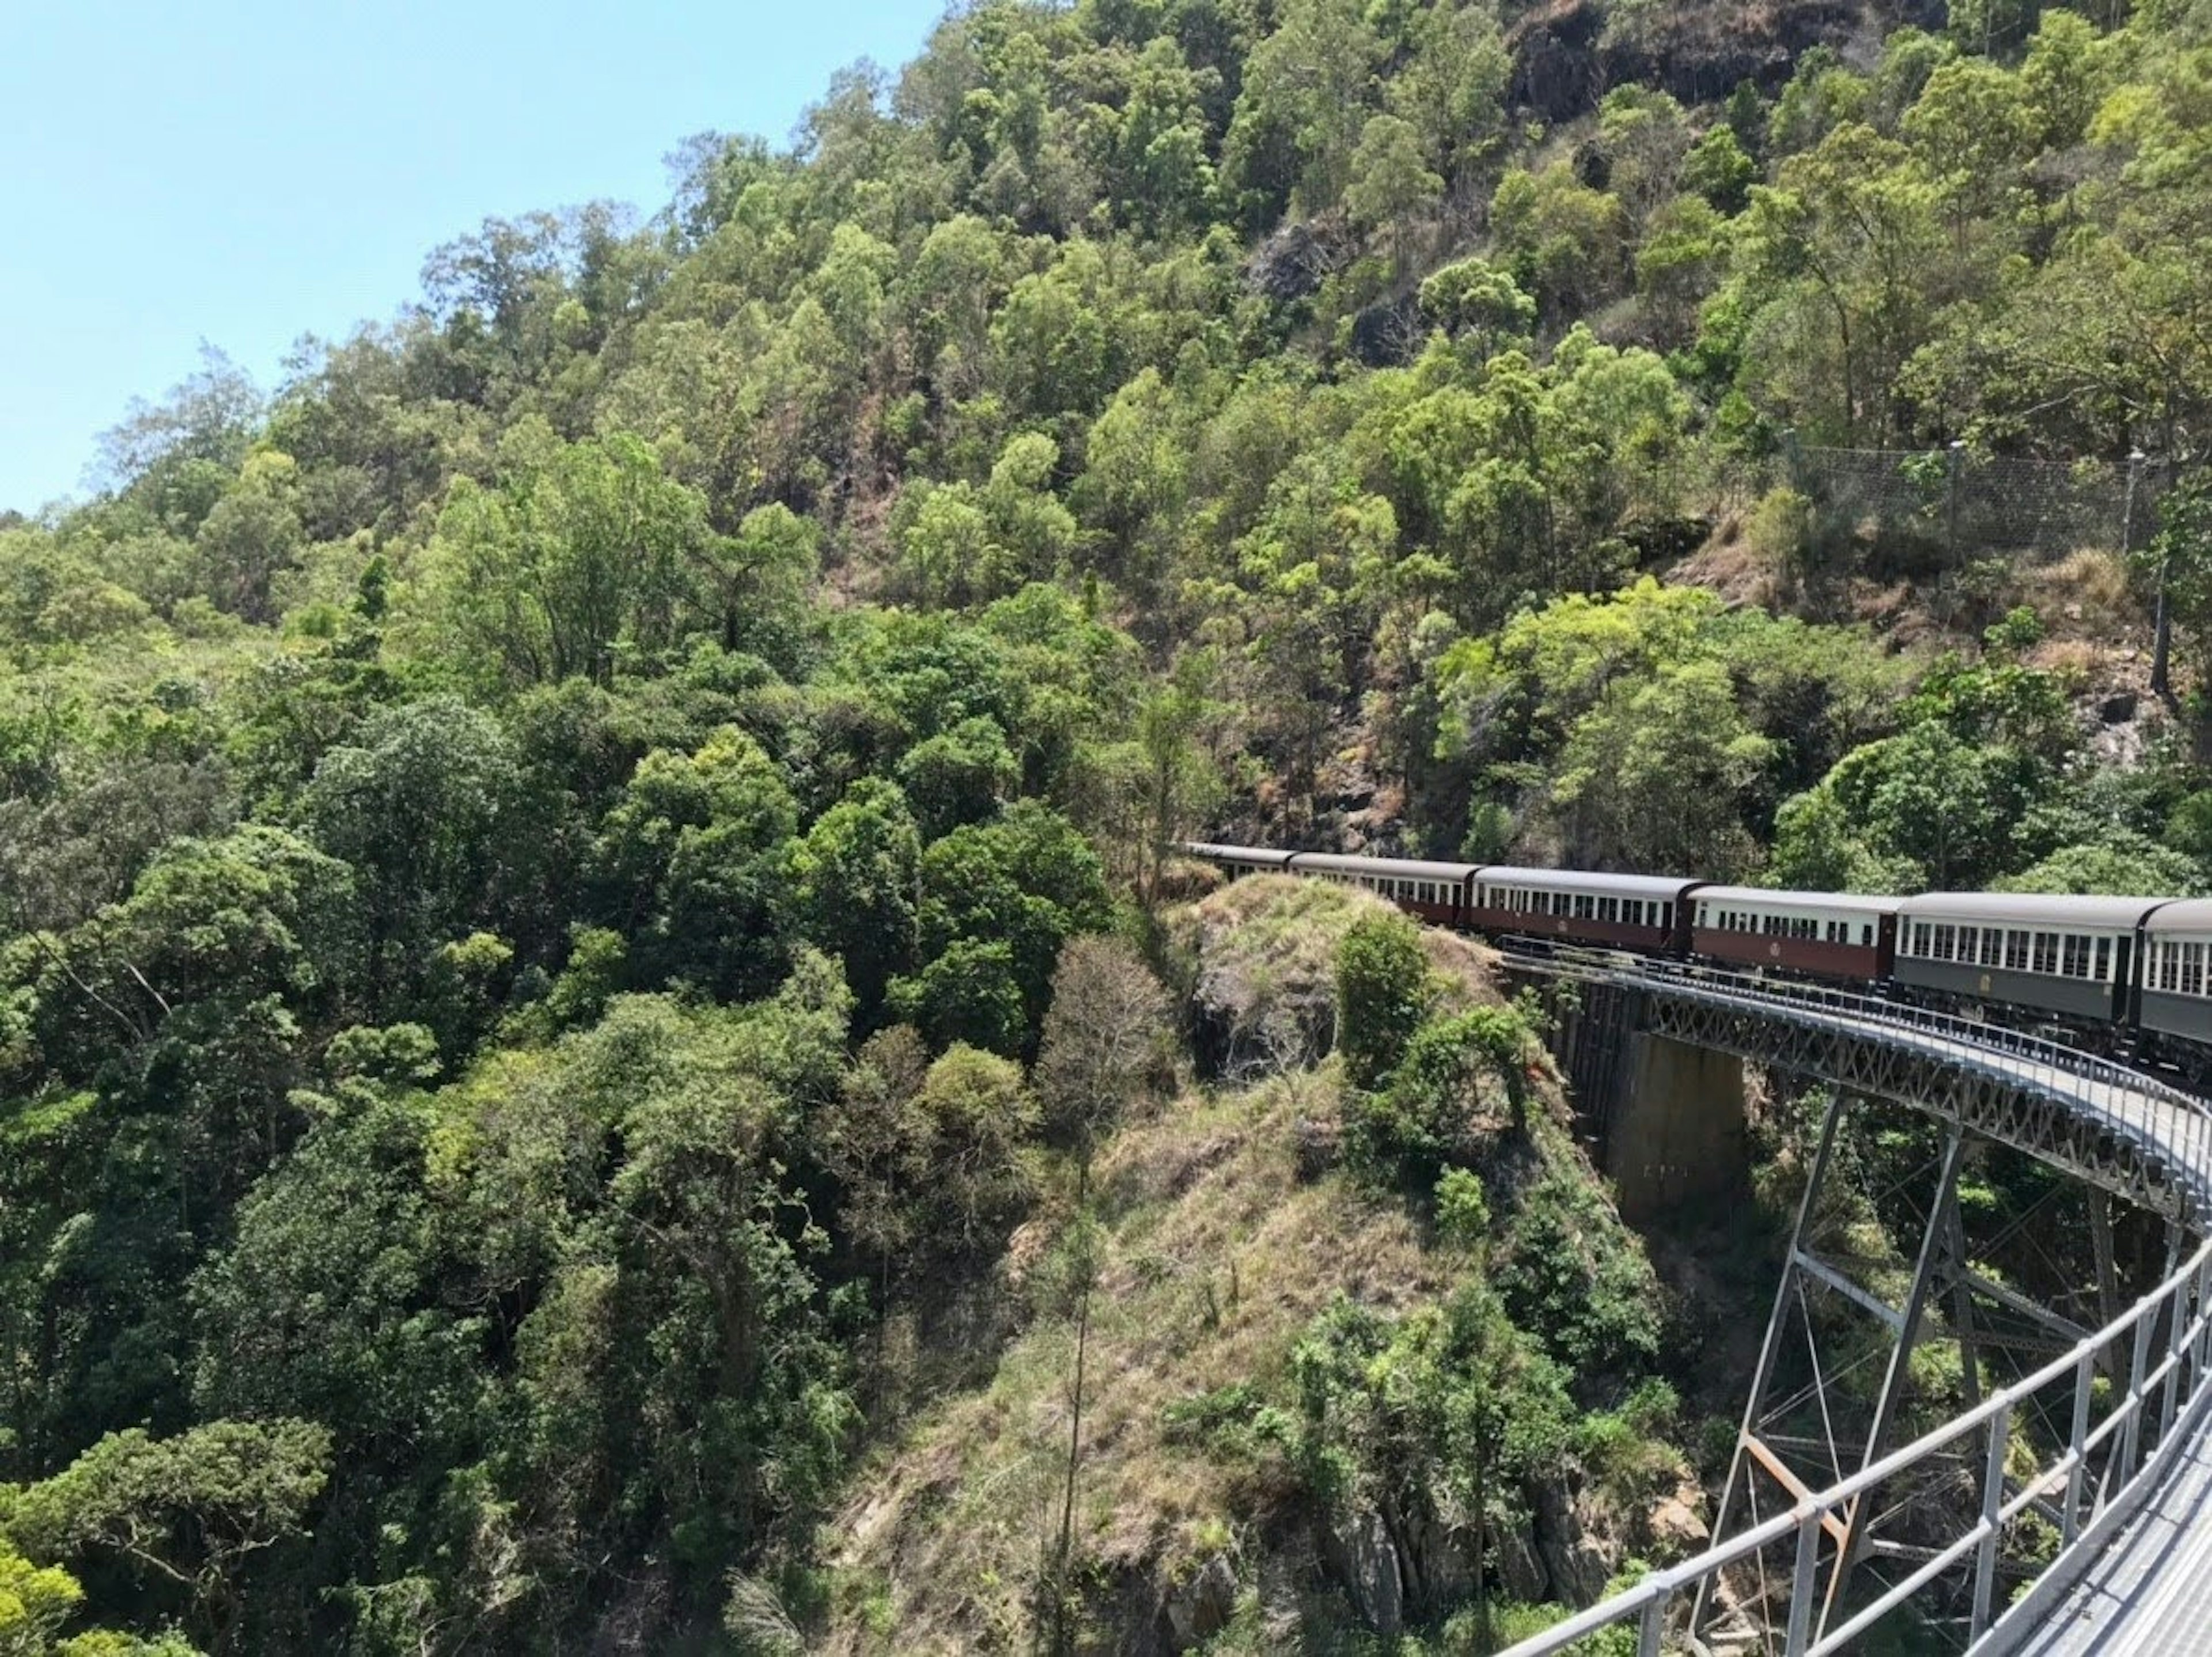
<box><xmin>1490</xmin><ymin>947</ymin><xmax>2212</xmax><ymax>1657</ymax></box>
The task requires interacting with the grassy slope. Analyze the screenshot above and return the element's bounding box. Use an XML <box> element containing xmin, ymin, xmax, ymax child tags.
<box><xmin>819</xmin><ymin>879</ymin><xmax>1683</xmax><ymax>1654</ymax></box>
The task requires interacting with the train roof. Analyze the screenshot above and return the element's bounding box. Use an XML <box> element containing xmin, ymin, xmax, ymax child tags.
<box><xmin>1691</xmin><ymin>886</ymin><xmax>1905</xmax><ymax>915</ymax></box>
<box><xmin>1897</xmin><ymin>891</ymin><xmax>2177</xmax><ymax>930</ymax></box>
<box><xmin>1182</xmin><ymin>842</ymin><xmax>1294</xmax><ymax>867</ymax></box>
<box><xmin>1474</xmin><ymin>866</ymin><xmax>1705</xmax><ymax>901</ymax></box>
<box><xmin>1287</xmin><ymin>851</ymin><xmax>1482</xmax><ymax>882</ymax></box>
<box><xmin>2142</xmin><ymin>898</ymin><xmax>2212</xmax><ymax>936</ymax></box>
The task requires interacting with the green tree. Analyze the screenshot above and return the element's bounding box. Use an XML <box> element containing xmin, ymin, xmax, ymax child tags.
<box><xmin>1334</xmin><ymin>912</ymin><xmax>1432</xmax><ymax>1091</ymax></box>
<box><xmin>588</xmin><ymin>726</ymin><xmax>797</xmax><ymax>998</ymax></box>
<box><xmin>427</xmin><ymin>426</ymin><xmax>711</xmax><ymax>686</ymax></box>
<box><xmin>785</xmin><ymin>778</ymin><xmax>921</xmax><ymax>1020</ymax></box>
<box><xmin>1</xmin><ymin>1420</ymin><xmax>330</xmax><ymax>1651</ymax></box>
<box><xmin>1343</xmin><ymin>114</ymin><xmax>1442</xmax><ymax>267</ymax></box>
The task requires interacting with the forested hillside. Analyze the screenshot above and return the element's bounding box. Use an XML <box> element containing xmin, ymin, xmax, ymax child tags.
<box><xmin>7</xmin><ymin>0</ymin><xmax>2212</xmax><ymax>1650</ymax></box>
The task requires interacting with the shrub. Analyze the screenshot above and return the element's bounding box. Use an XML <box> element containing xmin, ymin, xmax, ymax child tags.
<box><xmin>1334</xmin><ymin>912</ymin><xmax>1433</xmax><ymax>1090</ymax></box>
<box><xmin>1496</xmin><ymin>1169</ymin><xmax>1664</xmax><ymax>1377</ymax></box>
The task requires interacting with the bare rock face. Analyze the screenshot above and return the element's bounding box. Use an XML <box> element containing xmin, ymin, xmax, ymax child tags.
<box><xmin>1293</xmin><ymin>1112</ymin><xmax>1342</xmax><ymax>1182</ymax></box>
<box><xmin>1647</xmin><ymin>1483</ymin><xmax>1711</xmax><ymax>1560</ymax></box>
<box><xmin>1163</xmin><ymin>1553</ymin><xmax>1240</xmax><ymax>1651</ymax></box>
<box><xmin>1535</xmin><ymin>1476</ymin><xmax>1616</xmax><ymax>1607</ymax></box>
<box><xmin>1506</xmin><ymin>0</ymin><xmax>1945</xmax><ymax>124</ymax></box>
<box><xmin>1497</xmin><ymin>1525</ymin><xmax>1550</xmax><ymax>1604</ymax></box>
<box><xmin>1323</xmin><ymin>1510</ymin><xmax>1405</xmax><ymax>1637</ymax></box>
<box><xmin>1244</xmin><ymin>215</ymin><xmax>1352</xmax><ymax>304</ymax></box>
<box><xmin>1349</xmin><ymin>294</ymin><xmax>1425</xmax><ymax>369</ymax></box>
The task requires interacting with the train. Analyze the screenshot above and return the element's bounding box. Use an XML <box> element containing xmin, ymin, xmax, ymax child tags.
<box><xmin>1183</xmin><ymin>843</ymin><xmax>2212</xmax><ymax>1073</ymax></box>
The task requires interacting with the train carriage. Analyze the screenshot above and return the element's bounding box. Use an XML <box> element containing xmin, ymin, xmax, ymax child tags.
<box><xmin>1468</xmin><ymin>866</ymin><xmax>1704</xmax><ymax>955</ymax></box>
<box><xmin>1691</xmin><ymin>888</ymin><xmax>1901</xmax><ymax>983</ymax></box>
<box><xmin>1184</xmin><ymin>842</ymin><xmax>1294</xmax><ymax>878</ymax></box>
<box><xmin>1285</xmin><ymin>852</ymin><xmax>1477</xmax><ymax>926</ymax></box>
<box><xmin>2138</xmin><ymin>898</ymin><xmax>2212</xmax><ymax>1051</ymax></box>
<box><xmin>1893</xmin><ymin>892</ymin><xmax>2171</xmax><ymax>1024</ymax></box>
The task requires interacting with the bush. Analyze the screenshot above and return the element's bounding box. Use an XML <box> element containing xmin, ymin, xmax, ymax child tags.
<box><xmin>1496</xmin><ymin>1169</ymin><xmax>1664</xmax><ymax>1377</ymax></box>
<box><xmin>1334</xmin><ymin>912</ymin><xmax>1433</xmax><ymax>1090</ymax></box>
<box><xmin>1345</xmin><ymin>1007</ymin><xmax>1533</xmax><ymax>1188</ymax></box>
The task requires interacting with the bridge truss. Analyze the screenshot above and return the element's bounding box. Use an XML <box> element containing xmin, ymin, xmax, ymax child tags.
<box><xmin>1492</xmin><ymin>952</ymin><xmax>2212</xmax><ymax>1656</ymax></box>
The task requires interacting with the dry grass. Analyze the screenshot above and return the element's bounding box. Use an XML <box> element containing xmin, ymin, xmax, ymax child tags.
<box><xmin>2019</xmin><ymin>548</ymin><xmax>2139</xmax><ymax>643</ymax></box>
<box><xmin>1668</xmin><ymin>517</ymin><xmax>1783</xmax><ymax>610</ymax></box>
<box><xmin>819</xmin><ymin>1074</ymin><xmax>1461</xmax><ymax>1654</ymax></box>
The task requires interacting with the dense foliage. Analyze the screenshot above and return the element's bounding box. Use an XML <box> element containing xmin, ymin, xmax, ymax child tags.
<box><xmin>11</xmin><ymin>0</ymin><xmax>2212</xmax><ymax>1648</ymax></box>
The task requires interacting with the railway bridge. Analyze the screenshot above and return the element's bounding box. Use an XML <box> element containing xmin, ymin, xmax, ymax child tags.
<box><xmin>1490</xmin><ymin>948</ymin><xmax>2212</xmax><ymax>1656</ymax></box>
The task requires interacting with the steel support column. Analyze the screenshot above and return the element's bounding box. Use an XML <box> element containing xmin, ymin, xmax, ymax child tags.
<box><xmin>1823</xmin><ymin>1124</ymin><xmax>1970</xmax><ymax>1634</ymax></box>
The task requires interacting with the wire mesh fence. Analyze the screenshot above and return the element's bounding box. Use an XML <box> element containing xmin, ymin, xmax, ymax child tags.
<box><xmin>1787</xmin><ymin>442</ymin><xmax>2172</xmax><ymax>566</ymax></box>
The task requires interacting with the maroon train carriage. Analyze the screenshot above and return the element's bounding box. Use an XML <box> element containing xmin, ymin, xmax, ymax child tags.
<box><xmin>1690</xmin><ymin>887</ymin><xmax>1902</xmax><ymax>983</ymax></box>
<box><xmin>1468</xmin><ymin>866</ymin><xmax>1706</xmax><ymax>955</ymax></box>
<box><xmin>1284</xmin><ymin>852</ymin><xmax>1478</xmax><ymax>927</ymax></box>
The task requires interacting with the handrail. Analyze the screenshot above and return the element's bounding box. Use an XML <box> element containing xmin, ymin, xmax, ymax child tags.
<box><xmin>1487</xmin><ymin>950</ymin><xmax>2212</xmax><ymax>1655</ymax></box>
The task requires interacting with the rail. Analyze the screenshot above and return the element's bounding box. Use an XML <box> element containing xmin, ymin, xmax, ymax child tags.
<box><xmin>1487</xmin><ymin>950</ymin><xmax>2212</xmax><ymax>1655</ymax></box>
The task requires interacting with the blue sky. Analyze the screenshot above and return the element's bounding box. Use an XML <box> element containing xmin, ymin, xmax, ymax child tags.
<box><xmin>0</xmin><ymin>0</ymin><xmax>946</xmax><ymax>515</ymax></box>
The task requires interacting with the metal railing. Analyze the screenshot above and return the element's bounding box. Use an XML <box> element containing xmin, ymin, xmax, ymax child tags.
<box><xmin>1488</xmin><ymin>951</ymin><xmax>2212</xmax><ymax>1655</ymax></box>
<box><xmin>1494</xmin><ymin>1235</ymin><xmax>2212</xmax><ymax>1655</ymax></box>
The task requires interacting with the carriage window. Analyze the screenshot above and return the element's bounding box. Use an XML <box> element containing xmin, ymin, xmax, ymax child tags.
<box><xmin>2062</xmin><ymin>935</ymin><xmax>2091</xmax><ymax>979</ymax></box>
<box><xmin>2096</xmin><ymin>936</ymin><xmax>2112</xmax><ymax>981</ymax></box>
<box><xmin>2186</xmin><ymin>943</ymin><xmax>2207</xmax><ymax>997</ymax></box>
<box><xmin>2003</xmin><ymin>931</ymin><xmax>2028</xmax><ymax>970</ymax></box>
<box><xmin>2032</xmin><ymin>932</ymin><xmax>2059</xmax><ymax>975</ymax></box>
<box><xmin>1979</xmin><ymin>930</ymin><xmax>2002</xmax><ymax>968</ymax></box>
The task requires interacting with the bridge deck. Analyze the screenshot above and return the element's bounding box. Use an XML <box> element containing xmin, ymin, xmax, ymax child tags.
<box><xmin>2000</xmin><ymin>1418</ymin><xmax>2212</xmax><ymax>1656</ymax></box>
<box><xmin>1510</xmin><ymin>955</ymin><xmax>2212</xmax><ymax>1654</ymax></box>
<box><xmin>1699</xmin><ymin>987</ymin><xmax>2212</xmax><ymax>1654</ymax></box>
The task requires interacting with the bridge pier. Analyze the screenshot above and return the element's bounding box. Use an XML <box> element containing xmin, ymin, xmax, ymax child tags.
<box><xmin>1607</xmin><ymin>1031</ymin><xmax>1749</xmax><ymax>1222</ymax></box>
<box><xmin>1536</xmin><ymin>975</ymin><xmax>1749</xmax><ymax>1222</ymax></box>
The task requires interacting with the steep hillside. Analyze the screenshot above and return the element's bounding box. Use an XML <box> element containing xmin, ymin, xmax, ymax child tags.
<box><xmin>819</xmin><ymin>878</ymin><xmax>1706</xmax><ymax>1654</ymax></box>
<box><xmin>6</xmin><ymin>0</ymin><xmax>2212</xmax><ymax>1649</ymax></box>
